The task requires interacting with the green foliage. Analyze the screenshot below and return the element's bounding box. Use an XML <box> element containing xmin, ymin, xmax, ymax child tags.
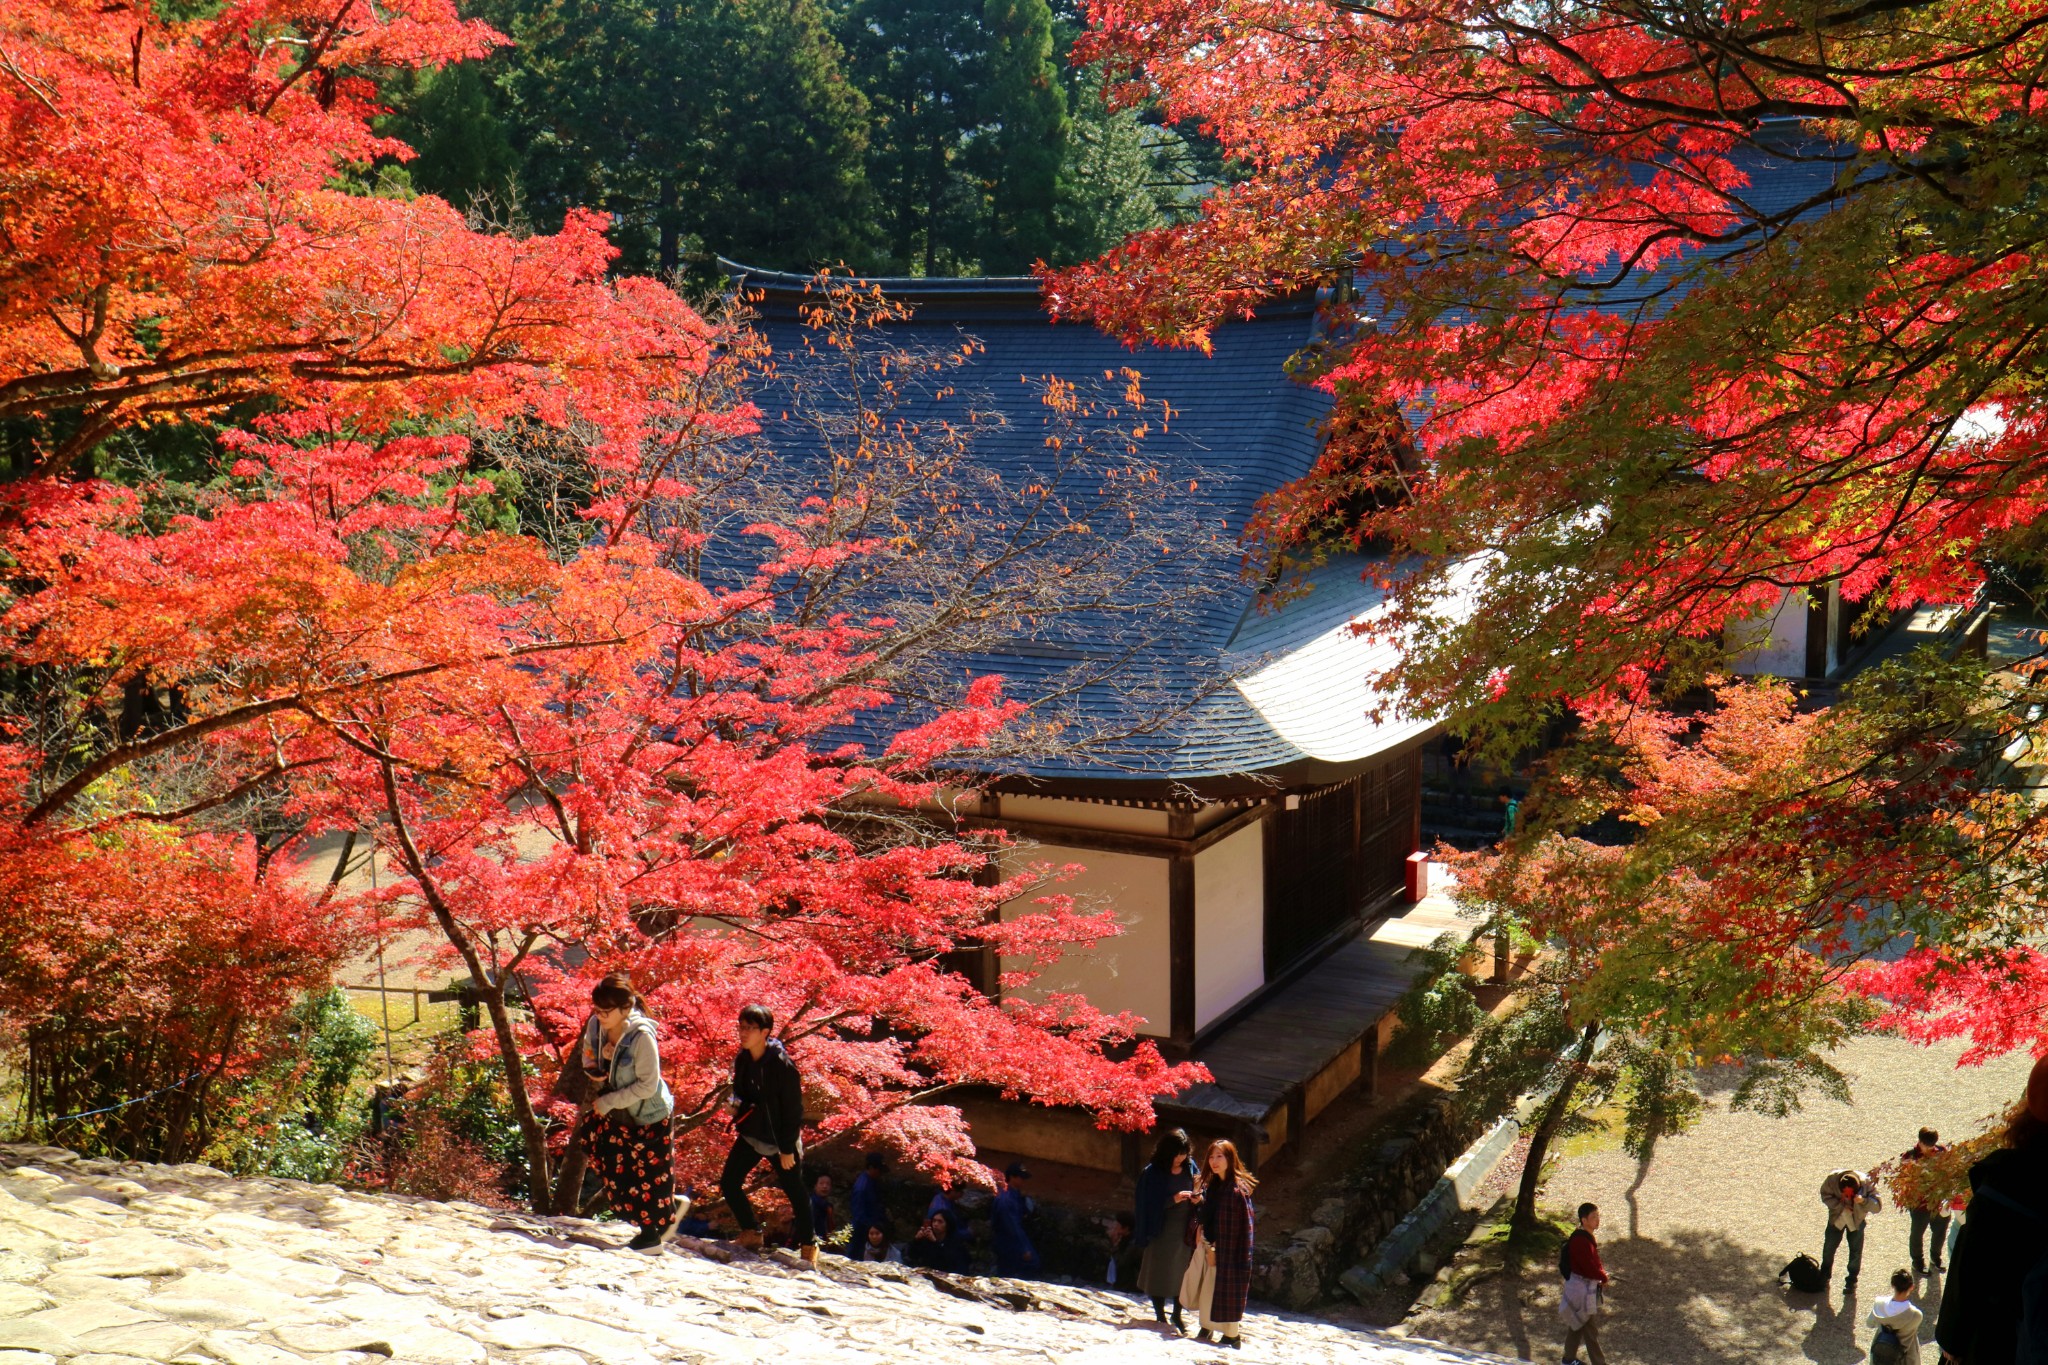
<box><xmin>377</xmin><ymin>61</ymin><xmax>521</xmax><ymax>214</ymax></box>
<box><xmin>1453</xmin><ymin>977</ymin><xmax>1606</xmax><ymax>1125</ymax></box>
<box><xmin>1386</xmin><ymin>932</ymin><xmax>1485</xmax><ymax>1067</ymax></box>
<box><xmin>411</xmin><ymin>1032</ymin><xmax>528</xmax><ymax>1179</ymax></box>
<box><xmin>1053</xmin><ymin>70</ymin><xmax>1183</xmax><ymax>262</ymax></box>
<box><xmin>372</xmin><ymin>0</ymin><xmax>1204</xmax><ymax>276</ymax></box>
<box><xmin>835</xmin><ymin>0</ymin><xmax>988</xmax><ymax>273</ymax></box>
<box><xmin>216</xmin><ymin>988</ymin><xmax>379</xmax><ymax>1182</ymax></box>
<box><xmin>392</xmin><ymin>0</ymin><xmax>877</xmax><ymax>274</ymax></box>
<box><xmin>977</xmin><ymin>0</ymin><xmax>1069</xmax><ymax>272</ymax></box>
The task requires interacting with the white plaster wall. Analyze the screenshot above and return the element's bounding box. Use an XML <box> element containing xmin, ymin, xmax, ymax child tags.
<box><xmin>998</xmin><ymin>795</ymin><xmax>1172</xmax><ymax>835</ymax></box>
<box><xmin>1730</xmin><ymin>588</ymin><xmax>1808</xmax><ymax>678</ymax></box>
<box><xmin>998</xmin><ymin>846</ymin><xmax>1172</xmax><ymax>1036</ymax></box>
<box><xmin>1194</xmin><ymin>824</ymin><xmax>1265</xmax><ymax>1032</ymax></box>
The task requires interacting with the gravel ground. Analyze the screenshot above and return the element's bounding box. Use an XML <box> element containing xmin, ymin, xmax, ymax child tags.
<box><xmin>1401</xmin><ymin>1035</ymin><xmax>2035</xmax><ymax>1364</ymax></box>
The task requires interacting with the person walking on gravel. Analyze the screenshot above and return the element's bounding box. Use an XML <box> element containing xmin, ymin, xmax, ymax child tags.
<box><xmin>1820</xmin><ymin>1169</ymin><xmax>1882</xmax><ymax>1289</ymax></box>
<box><xmin>1133</xmin><ymin>1127</ymin><xmax>1197</xmax><ymax>1334</ymax></box>
<box><xmin>1865</xmin><ymin>1268</ymin><xmax>1924</xmax><ymax>1365</ymax></box>
<box><xmin>1899</xmin><ymin>1129</ymin><xmax>1952</xmax><ymax>1277</ymax></box>
<box><xmin>576</xmin><ymin>972</ymin><xmax>683</xmax><ymax>1252</ymax></box>
<box><xmin>1182</xmin><ymin>1139</ymin><xmax>1256</xmax><ymax>1350</ymax></box>
<box><xmin>721</xmin><ymin>1003</ymin><xmax>817</xmax><ymax>1264</ymax></box>
<box><xmin>1560</xmin><ymin>1201</ymin><xmax>1610</xmax><ymax>1365</ymax></box>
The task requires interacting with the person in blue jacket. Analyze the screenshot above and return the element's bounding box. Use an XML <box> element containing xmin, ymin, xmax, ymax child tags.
<box><xmin>991</xmin><ymin>1162</ymin><xmax>1040</xmax><ymax>1278</ymax></box>
<box><xmin>849</xmin><ymin>1152</ymin><xmax>888</xmax><ymax>1255</ymax></box>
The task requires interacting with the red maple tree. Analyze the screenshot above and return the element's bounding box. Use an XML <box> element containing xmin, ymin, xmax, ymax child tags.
<box><xmin>0</xmin><ymin>3</ymin><xmax>1207</xmax><ymax>1202</ymax></box>
<box><xmin>5</xmin><ymin>420</ymin><xmax>1204</xmax><ymax>1209</ymax></box>
<box><xmin>1052</xmin><ymin>0</ymin><xmax>2048</xmax><ymax>1065</ymax></box>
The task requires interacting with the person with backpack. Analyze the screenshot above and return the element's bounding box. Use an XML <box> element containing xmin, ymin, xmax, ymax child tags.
<box><xmin>576</xmin><ymin>972</ymin><xmax>684</xmax><ymax>1251</ymax></box>
<box><xmin>1559</xmin><ymin>1201</ymin><xmax>1610</xmax><ymax>1365</ymax></box>
<box><xmin>1936</xmin><ymin>1054</ymin><xmax>2048</xmax><ymax>1365</ymax></box>
<box><xmin>1867</xmin><ymin>1268</ymin><xmax>1924</xmax><ymax>1365</ymax></box>
<box><xmin>1820</xmin><ymin>1168</ymin><xmax>1883</xmax><ymax>1289</ymax></box>
<box><xmin>720</xmin><ymin>1003</ymin><xmax>817</xmax><ymax>1264</ymax></box>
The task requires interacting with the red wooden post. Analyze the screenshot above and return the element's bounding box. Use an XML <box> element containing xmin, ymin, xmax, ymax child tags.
<box><xmin>1404</xmin><ymin>851</ymin><xmax>1430</xmax><ymax>902</ymax></box>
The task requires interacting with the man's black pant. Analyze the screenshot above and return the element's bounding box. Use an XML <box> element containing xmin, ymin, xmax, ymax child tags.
<box><xmin>1820</xmin><ymin>1222</ymin><xmax>1865</xmax><ymax>1284</ymax></box>
<box><xmin>1909</xmin><ymin>1207</ymin><xmax>1952</xmax><ymax>1271</ymax></box>
<box><xmin>720</xmin><ymin>1137</ymin><xmax>814</xmax><ymax>1244</ymax></box>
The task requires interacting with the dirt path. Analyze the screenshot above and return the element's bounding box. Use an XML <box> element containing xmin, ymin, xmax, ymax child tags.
<box><xmin>1399</xmin><ymin>1035</ymin><xmax>2033</xmax><ymax>1364</ymax></box>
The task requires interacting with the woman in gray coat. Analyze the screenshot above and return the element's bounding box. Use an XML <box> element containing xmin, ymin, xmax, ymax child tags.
<box><xmin>578</xmin><ymin>972</ymin><xmax>681</xmax><ymax>1251</ymax></box>
<box><xmin>1132</xmin><ymin>1128</ymin><xmax>1197</xmax><ymax>1332</ymax></box>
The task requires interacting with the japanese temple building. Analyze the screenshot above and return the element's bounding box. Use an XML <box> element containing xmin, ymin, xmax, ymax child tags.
<box><xmin>729</xmin><ymin>265</ymin><xmax>1452</xmax><ymax>1172</ymax></box>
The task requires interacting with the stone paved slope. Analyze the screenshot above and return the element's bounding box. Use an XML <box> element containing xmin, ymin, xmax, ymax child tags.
<box><xmin>0</xmin><ymin>1144</ymin><xmax>1507</xmax><ymax>1365</ymax></box>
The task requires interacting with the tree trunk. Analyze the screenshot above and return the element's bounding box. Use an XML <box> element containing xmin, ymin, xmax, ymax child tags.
<box><xmin>1512</xmin><ymin>1020</ymin><xmax>1600</xmax><ymax>1236</ymax></box>
<box><xmin>378</xmin><ymin>759</ymin><xmax>558</xmax><ymax>1212</ymax></box>
<box><xmin>548</xmin><ymin>1064</ymin><xmax>595</xmax><ymax>1216</ymax></box>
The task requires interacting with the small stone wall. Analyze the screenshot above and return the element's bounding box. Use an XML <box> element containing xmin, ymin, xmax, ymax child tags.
<box><xmin>1254</xmin><ymin>1087</ymin><xmax>1498</xmax><ymax>1310</ymax></box>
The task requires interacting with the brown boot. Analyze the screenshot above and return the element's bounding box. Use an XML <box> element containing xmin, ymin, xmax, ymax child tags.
<box><xmin>735</xmin><ymin>1229</ymin><xmax>763</xmax><ymax>1252</ymax></box>
<box><xmin>799</xmin><ymin>1243</ymin><xmax>819</xmax><ymax>1267</ymax></box>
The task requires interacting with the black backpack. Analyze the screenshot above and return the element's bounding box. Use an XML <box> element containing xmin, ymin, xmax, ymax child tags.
<box><xmin>1559</xmin><ymin>1230</ymin><xmax>1584</xmax><ymax>1281</ymax></box>
<box><xmin>1780</xmin><ymin>1253</ymin><xmax>1826</xmax><ymax>1294</ymax></box>
<box><xmin>1869</xmin><ymin>1324</ymin><xmax>1905</xmax><ymax>1365</ymax></box>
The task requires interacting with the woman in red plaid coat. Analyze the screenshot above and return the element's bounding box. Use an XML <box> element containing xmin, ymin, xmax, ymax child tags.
<box><xmin>1180</xmin><ymin>1139</ymin><xmax>1257</xmax><ymax>1348</ymax></box>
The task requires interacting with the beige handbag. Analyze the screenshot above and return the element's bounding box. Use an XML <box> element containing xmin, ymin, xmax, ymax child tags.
<box><xmin>1179</xmin><ymin>1229</ymin><xmax>1214</xmax><ymax>1315</ymax></box>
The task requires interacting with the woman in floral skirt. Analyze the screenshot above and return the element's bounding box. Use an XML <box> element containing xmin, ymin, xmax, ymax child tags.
<box><xmin>577</xmin><ymin>972</ymin><xmax>683</xmax><ymax>1251</ymax></box>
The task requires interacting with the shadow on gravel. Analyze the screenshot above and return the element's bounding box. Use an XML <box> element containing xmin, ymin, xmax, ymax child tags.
<box><xmin>1409</xmin><ymin>1224</ymin><xmax>1926</xmax><ymax>1364</ymax></box>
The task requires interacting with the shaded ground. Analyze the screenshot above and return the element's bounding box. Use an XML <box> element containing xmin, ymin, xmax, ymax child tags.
<box><xmin>1394</xmin><ymin>1035</ymin><xmax>2033</xmax><ymax>1364</ymax></box>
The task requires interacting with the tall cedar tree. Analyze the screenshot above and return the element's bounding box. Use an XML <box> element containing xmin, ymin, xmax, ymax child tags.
<box><xmin>834</xmin><ymin>0</ymin><xmax>987</xmax><ymax>274</ymax></box>
<box><xmin>976</xmin><ymin>0</ymin><xmax>1069</xmax><ymax>273</ymax></box>
<box><xmin>400</xmin><ymin>0</ymin><xmax>876</xmax><ymax>274</ymax></box>
<box><xmin>1050</xmin><ymin>0</ymin><xmax>2048</xmax><ymax>1062</ymax></box>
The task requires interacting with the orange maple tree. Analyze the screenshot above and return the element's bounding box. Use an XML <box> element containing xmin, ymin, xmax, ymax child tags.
<box><xmin>0</xmin><ymin>0</ymin><xmax>734</xmax><ymax>476</ymax></box>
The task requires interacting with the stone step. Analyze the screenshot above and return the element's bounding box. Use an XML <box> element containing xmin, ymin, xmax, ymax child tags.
<box><xmin>0</xmin><ymin>1143</ymin><xmax>1520</xmax><ymax>1365</ymax></box>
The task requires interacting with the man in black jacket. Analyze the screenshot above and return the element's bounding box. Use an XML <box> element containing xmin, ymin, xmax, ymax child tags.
<box><xmin>721</xmin><ymin>1003</ymin><xmax>817</xmax><ymax>1263</ymax></box>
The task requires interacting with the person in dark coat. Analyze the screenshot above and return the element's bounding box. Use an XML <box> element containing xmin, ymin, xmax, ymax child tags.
<box><xmin>1184</xmin><ymin>1138</ymin><xmax>1257</xmax><ymax>1349</ymax></box>
<box><xmin>991</xmin><ymin>1162</ymin><xmax>1040</xmax><ymax>1278</ymax></box>
<box><xmin>849</xmin><ymin>1153</ymin><xmax>888</xmax><ymax>1254</ymax></box>
<box><xmin>719</xmin><ymin>1003</ymin><xmax>817</xmax><ymax>1264</ymax></box>
<box><xmin>1133</xmin><ymin>1127</ymin><xmax>1197</xmax><ymax>1333</ymax></box>
<box><xmin>906</xmin><ymin>1209</ymin><xmax>971</xmax><ymax>1273</ymax></box>
<box><xmin>1936</xmin><ymin>1055</ymin><xmax>2048</xmax><ymax>1365</ymax></box>
<box><xmin>1899</xmin><ymin>1127</ymin><xmax>1953</xmax><ymax>1276</ymax></box>
<box><xmin>808</xmin><ymin>1173</ymin><xmax>838</xmax><ymax>1249</ymax></box>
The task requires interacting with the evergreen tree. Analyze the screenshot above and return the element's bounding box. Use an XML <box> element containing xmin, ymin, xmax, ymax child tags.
<box><xmin>976</xmin><ymin>0</ymin><xmax>1068</xmax><ymax>273</ymax></box>
<box><xmin>1053</xmin><ymin>69</ymin><xmax>1178</xmax><ymax>264</ymax></box>
<box><xmin>680</xmin><ymin>0</ymin><xmax>877</xmax><ymax>270</ymax></box>
<box><xmin>391</xmin><ymin>0</ymin><xmax>875</xmax><ymax>274</ymax></box>
<box><xmin>834</xmin><ymin>0</ymin><xmax>986</xmax><ymax>274</ymax></box>
<box><xmin>379</xmin><ymin>60</ymin><xmax>521</xmax><ymax>215</ymax></box>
